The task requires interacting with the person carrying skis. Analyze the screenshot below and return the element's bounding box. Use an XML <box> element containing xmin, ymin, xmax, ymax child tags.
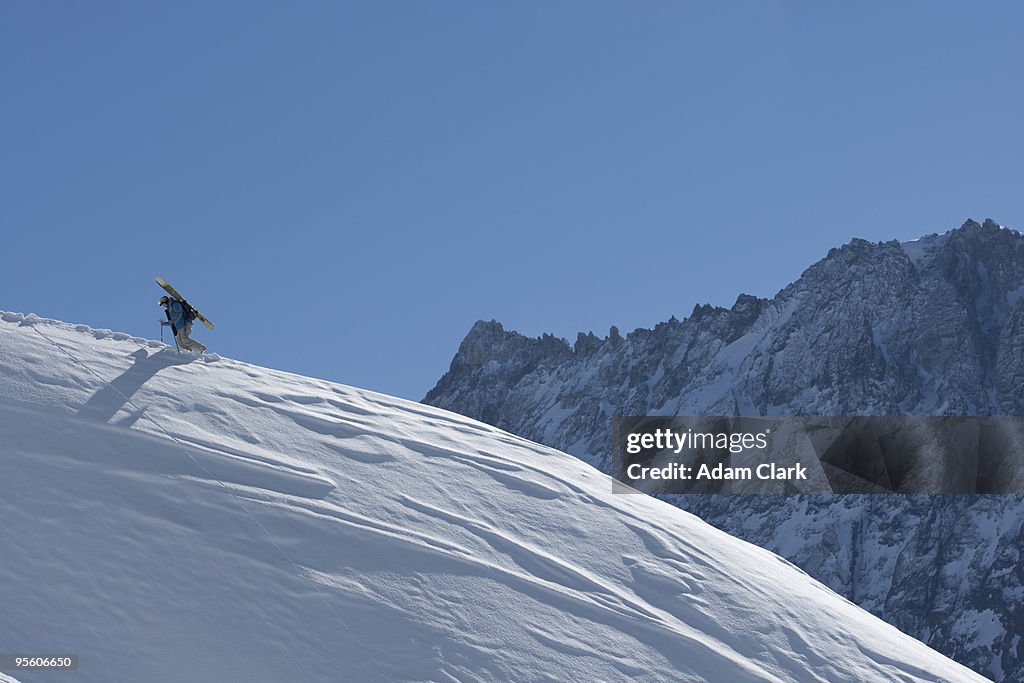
<box><xmin>159</xmin><ymin>295</ymin><xmax>206</xmax><ymax>353</ymax></box>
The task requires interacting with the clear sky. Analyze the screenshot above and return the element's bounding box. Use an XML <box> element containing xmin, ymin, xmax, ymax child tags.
<box><xmin>3</xmin><ymin>2</ymin><xmax>1022</xmax><ymax>400</ymax></box>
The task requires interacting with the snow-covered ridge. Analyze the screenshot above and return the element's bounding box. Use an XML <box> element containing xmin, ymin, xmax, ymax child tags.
<box><xmin>423</xmin><ymin>218</ymin><xmax>1024</xmax><ymax>680</ymax></box>
<box><xmin>0</xmin><ymin>312</ymin><xmax>983</xmax><ymax>681</ymax></box>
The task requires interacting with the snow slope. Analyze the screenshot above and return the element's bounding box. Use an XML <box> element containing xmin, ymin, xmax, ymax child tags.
<box><xmin>0</xmin><ymin>312</ymin><xmax>985</xmax><ymax>682</ymax></box>
<box><xmin>421</xmin><ymin>219</ymin><xmax>1024</xmax><ymax>680</ymax></box>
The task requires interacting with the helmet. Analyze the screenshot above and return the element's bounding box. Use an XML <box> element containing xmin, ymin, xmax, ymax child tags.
<box><xmin>158</xmin><ymin>296</ymin><xmax>170</xmax><ymax>306</ymax></box>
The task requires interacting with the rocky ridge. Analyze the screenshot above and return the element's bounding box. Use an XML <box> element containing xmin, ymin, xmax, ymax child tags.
<box><xmin>425</xmin><ymin>219</ymin><xmax>1024</xmax><ymax>681</ymax></box>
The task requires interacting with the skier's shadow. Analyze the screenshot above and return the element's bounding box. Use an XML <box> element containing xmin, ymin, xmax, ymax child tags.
<box><xmin>77</xmin><ymin>347</ymin><xmax>194</xmax><ymax>424</ymax></box>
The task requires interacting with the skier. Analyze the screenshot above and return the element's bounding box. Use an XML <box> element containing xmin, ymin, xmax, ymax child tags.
<box><xmin>159</xmin><ymin>295</ymin><xmax>206</xmax><ymax>353</ymax></box>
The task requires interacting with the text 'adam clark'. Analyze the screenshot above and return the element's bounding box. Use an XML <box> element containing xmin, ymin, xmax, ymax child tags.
<box><xmin>626</xmin><ymin>462</ymin><xmax>808</xmax><ymax>481</ymax></box>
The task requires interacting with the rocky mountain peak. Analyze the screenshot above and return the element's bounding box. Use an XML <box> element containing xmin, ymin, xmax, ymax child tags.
<box><xmin>424</xmin><ymin>220</ymin><xmax>1024</xmax><ymax>680</ymax></box>
<box><xmin>451</xmin><ymin>319</ymin><xmax>571</xmax><ymax>370</ymax></box>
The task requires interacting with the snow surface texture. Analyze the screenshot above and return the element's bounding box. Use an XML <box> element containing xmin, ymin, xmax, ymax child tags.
<box><xmin>424</xmin><ymin>219</ymin><xmax>1024</xmax><ymax>682</ymax></box>
<box><xmin>0</xmin><ymin>313</ymin><xmax>984</xmax><ymax>682</ymax></box>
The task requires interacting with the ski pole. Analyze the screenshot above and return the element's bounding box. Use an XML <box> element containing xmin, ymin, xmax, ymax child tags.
<box><xmin>161</xmin><ymin>320</ymin><xmax>180</xmax><ymax>353</ymax></box>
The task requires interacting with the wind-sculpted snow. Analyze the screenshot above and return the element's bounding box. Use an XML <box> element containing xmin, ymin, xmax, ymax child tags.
<box><xmin>0</xmin><ymin>313</ymin><xmax>984</xmax><ymax>682</ymax></box>
<box><xmin>424</xmin><ymin>219</ymin><xmax>1024</xmax><ymax>681</ymax></box>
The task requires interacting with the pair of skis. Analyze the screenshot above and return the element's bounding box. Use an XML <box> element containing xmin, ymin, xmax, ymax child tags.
<box><xmin>156</xmin><ymin>277</ymin><xmax>215</xmax><ymax>330</ymax></box>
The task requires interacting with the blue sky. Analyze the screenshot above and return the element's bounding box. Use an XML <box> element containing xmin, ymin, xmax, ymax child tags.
<box><xmin>3</xmin><ymin>2</ymin><xmax>1022</xmax><ymax>400</ymax></box>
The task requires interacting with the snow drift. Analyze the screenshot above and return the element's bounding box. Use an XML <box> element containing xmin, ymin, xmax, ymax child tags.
<box><xmin>0</xmin><ymin>312</ymin><xmax>985</xmax><ymax>682</ymax></box>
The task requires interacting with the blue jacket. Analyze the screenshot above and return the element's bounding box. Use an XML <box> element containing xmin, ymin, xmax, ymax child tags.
<box><xmin>162</xmin><ymin>300</ymin><xmax>192</xmax><ymax>331</ymax></box>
